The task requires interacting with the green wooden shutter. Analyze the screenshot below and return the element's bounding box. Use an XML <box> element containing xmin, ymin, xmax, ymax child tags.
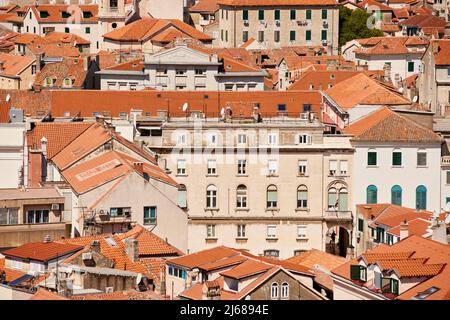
<box><xmin>350</xmin><ymin>265</ymin><xmax>361</xmax><ymax>280</ymax></box>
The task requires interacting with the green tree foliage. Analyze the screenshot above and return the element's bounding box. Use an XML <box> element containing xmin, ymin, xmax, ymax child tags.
<box><xmin>339</xmin><ymin>6</ymin><xmax>384</xmax><ymax>46</ymax></box>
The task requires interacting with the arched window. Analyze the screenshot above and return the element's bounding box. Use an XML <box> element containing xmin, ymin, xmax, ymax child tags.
<box><xmin>339</xmin><ymin>187</ymin><xmax>348</xmax><ymax>211</ymax></box>
<box><xmin>267</xmin><ymin>185</ymin><xmax>278</xmax><ymax>208</ymax></box>
<box><xmin>206</xmin><ymin>185</ymin><xmax>217</xmax><ymax>208</ymax></box>
<box><xmin>270</xmin><ymin>283</ymin><xmax>279</xmax><ymax>299</ymax></box>
<box><xmin>328</xmin><ymin>187</ymin><xmax>337</xmax><ymax>209</ymax></box>
<box><xmin>297</xmin><ymin>185</ymin><xmax>308</xmax><ymax>209</ymax></box>
<box><xmin>177</xmin><ymin>184</ymin><xmax>187</xmax><ymax>208</ymax></box>
<box><xmin>62</xmin><ymin>77</ymin><xmax>72</xmax><ymax>87</ymax></box>
<box><xmin>416</xmin><ymin>185</ymin><xmax>427</xmax><ymax>210</ymax></box>
<box><xmin>281</xmin><ymin>282</ymin><xmax>289</xmax><ymax>298</ymax></box>
<box><xmin>43</xmin><ymin>77</ymin><xmax>53</xmax><ymax>87</ymax></box>
<box><xmin>236</xmin><ymin>185</ymin><xmax>247</xmax><ymax>208</ymax></box>
<box><xmin>391</xmin><ymin>185</ymin><xmax>402</xmax><ymax>206</ymax></box>
<box><xmin>366</xmin><ymin>185</ymin><xmax>378</xmax><ymax>204</ymax></box>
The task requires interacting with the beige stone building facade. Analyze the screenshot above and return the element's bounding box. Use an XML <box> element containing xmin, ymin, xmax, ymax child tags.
<box><xmin>216</xmin><ymin>0</ymin><xmax>339</xmax><ymax>54</ymax></box>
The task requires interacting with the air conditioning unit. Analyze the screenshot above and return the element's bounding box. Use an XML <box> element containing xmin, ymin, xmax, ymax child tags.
<box><xmin>275</xmin><ymin>20</ymin><xmax>280</xmax><ymax>26</ymax></box>
<box><xmin>243</xmin><ymin>20</ymin><xmax>249</xmax><ymax>25</ymax></box>
<box><xmin>297</xmin><ymin>20</ymin><xmax>307</xmax><ymax>26</ymax></box>
<box><xmin>356</xmin><ymin>231</ymin><xmax>363</xmax><ymax>239</ymax></box>
<box><xmin>323</xmin><ymin>21</ymin><xmax>328</xmax><ymax>27</ymax></box>
<box><xmin>322</xmin><ymin>40</ymin><xmax>328</xmax><ymax>46</ymax></box>
<box><xmin>329</xmin><ymin>170</ymin><xmax>336</xmax><ymax>176</ymax></box>
<box><xmin>259</xmin><ymin>20</ymin><xmax>266</xmax><ymax>25</ymax></box>
<box><xmin>105</xmin><ymin>286</ymin><xmax>114</xmax><ymax>293</ymax></box>
<box><xmin>82</xmin><ymin>252</ymin><xmax>93</xmax><ymax>261</ymax></box>
<box><xmin>300</xmin><ymin>112</ymin><xmax>308</xmax><ymax>120</ymax></box>
<box><xmin>51</xmin><ymin>204</ymin><xmax>60</xmax><ymax>211</ymax></box>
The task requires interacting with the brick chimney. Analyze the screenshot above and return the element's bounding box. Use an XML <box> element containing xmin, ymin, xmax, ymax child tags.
<box><xmin>400</xmin><ymin>220</ymin><xmax>409</xmax><ymax>240</ymax></box>
<box><xmin>43</xmin><ymin>234</ymin><xmax>52</xmax><ymax>243</ymax></box>
<box><xmin>90</xmin><ymin>240</ymin><xmax>101</xmax><ymax>253</ymax></box>
<box><xmin>201</xmin><ymin>281</ymin><xmax>221</xmax><ymax>300</ymax></box>
<box><xmin>124</xmin><ymin>238</ymin><xmax>139</xmax><ymax>262</ymax></box>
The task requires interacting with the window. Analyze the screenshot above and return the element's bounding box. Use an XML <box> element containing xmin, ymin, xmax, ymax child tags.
<box><xmin>408</xmin><ymin>61</ymin><xmax>414</xmax><ymax>72</ymax></box>
<box><xmin>237</xmin><ymin>134</ymin><xmax>247</xmax><ymax>144</ymax></box>
<box><xmin>178</xmin><ymin>184</ymin><xmax>187</xmax><ymax>208</ymax></box>
<box><xmin>416</xmin><ymin>185</ymin><xmax>427</xmax><ymax>210</ymax></box>
<box><xmin>303</xmin><ymin>104</ymin><xmax>311</xmax><ymax>112</ymax></box>
<box><xmin>177</xmin><ymin>133</ymin><xmax>187</xmax><ymax>145</ymax></box>
<box><xmin>350</xmin><ymin>265</ymin><xmax>367</xmax><ymax>282</ymax></box>
<box><xmin>297</xmin><ymin>225</ymin><xmax>307</xmax><ymax>239</ymax></box>
<box><xmin>281</xmin><ymin>283</ymin><xmax>289</xmax><ymax>298</ymax></box>
<box><xmin>271</xmin><ymin>283</ymin><xmax>279</xmax><ymax>299</ymax></box>
<box><xmin>27</xmin><ymin>210</ymin><xmax>49</xmax><ymax>224</ymax></box>
<box><xmin>267</xmin><ymin>225</ymin><xmax>277</xmax><ymax>238</ymax></box>
<box><xmin>322</xmin><ymin>9</ymin><xmax>327</xmax><ymax>19</ymax></box>
<box><xmin>258</xmin><ymin>31</ymin><xmax>264</xmax><ymax>42</ymax></box>
<box><xmin>298</xmin><ymin>160</ymin><xmax>307</xmax><ymax>175</ymax></box>
<box><xmin>358</xmin><ymin>218</ymin><xmax>364</xmax><ymax>232</ymax></box>
<box><xmin>321</xmin><ymin>30</ymin><xmax>327</xmax><ymax>41</ymax></box>
<box><xmin>237</xmin><ymin>159</ymin><xmax>247</xmax><ymax>175</ymax></box>
<box><xmin>143</xmin><ymin>206</ymin><xmax>156</xmax><ymax>225</ymax></box>
<box><xmin>243</xmin><ymin>31</ymin><xmax>248</xmax><ymax>42</ymax></box>
<box><xmin>224</xmin><ymin>83</ymin><xmax>234</xmax><ymax>91</ymax></box>
<box><xmin>290</xmin><ymin>9</ymin><xmax>296</xmax><ymax>20</ymax></box>
<box><xmin>339</xmin><ymin>188</ymin><xmax>348</xmax><ymax>211</ymax></box>
<box><xmin>274</xmin><ymin>9</ymin><xmax>280</xmax><ymax>20</ymax></box>
<box><xmin>0</xmin><ymin>208</ymin><xmax>18</xmax><ymax>225</ymax></box>
<box><xmin>374</xmin><ymin>271</ymin><xmax>382</xmax><ymax>289</ymax></box>
<box><xmin>237</xmin><ymin>224</ymin><xmax>246</xmax><ymax>238</ymax></box>
<box><xmin>195</xmin><ymin>68</ymin><xmax>206</xmax><ymax>75</ymax></box>
<box><xmin>290</xmin><ymin>30</ymin><xmax>296</xmax><ymax>41</ymax></box>
<box><xmin>206</xmin><ymin>185</ymin><xmax>217</xmax><ymax>208</ymax></box>
<box><xmin>264</xmin><ymin>249</ymin><xmax>279</xmax><ymax>257</ymax></box>
<box><xmin>243</xmin><ymin>10</ymin><xmax>248</xmax><ymax>20</ymax></box>
<box><xmin>414</xmin><ymin>287</ymin><xmax>440</xmax><ymax>300</ymax></box>
<box><xmin>207</xmin><ymin>159</ymin><xmax>217</xmax><ymax>175</ymax></box>
<box><xmin>268</xmin><ymin>159</ymin><xmax>278</xmax><ymax>175</ymax></box>
<box><xmin>417</xmin><ymin>150</ymin><xmax>427</xmax><ymax>166</ymax></box>
<box><xmin>206</xmin><ymin>224</ymin><xmax>216</xmax><ymax>238</ymax></box>
<box><xmin>297</xmin><ymin>185</ymin><xmax>308</xmax><ymax>209</ymax></box>
<box><xmin>328</xmin><ymin>187</ymin><xmax>337</xmax><ymax>209</ymax></box>
<box><xmin>278</xmin><ymin>104</ymin><xmax>286</xmax><ymax>112</ymax></box>
<box><xmin>225</xmin><ymin>30</ymin><xmax>228</xmax><ymax>42</ymax></box>
<box><xmin>329</xmin><ymin>160</ymin><xmax>337</xmax><ymax>176</ymax></box>
<box><xmin>175</xmin><ymin>69</ymin><xmax>186</xmax><ymax>75</ymax></box>
<box><xmin>448</xmin><ymin>67</ymin><xmax>450</xmax><ymax>77</ymax></box>
<box><xmin>110</xmin><ymin>0</ymin><xmax>118</xmax><ymax>8</ymax></box>
<box><xmin>306</xmin><ymin>30</ymin><xmax>311</xmax><ymax>41</ymax></box>
<box><xmin>177</xmin><ymin>159</ymin><xmax>186</xmax><ymax>175</ymax></box>
<box><xmin>340</xmin><ymin>160</ymin><xmax>348</xmax><ymax>175</ymax></box>
<box><xmin>208</xmin><ymin>134</ymin><xmax>218</xmax><ymax>145</ymax></box>
<box><xmin>274</xmin><ymin>31</ymin><xmax>280</xmax><ymax>43</ymax></box>
<box><xmin>391</xmin><ymin>185</ymin><xmax>402</xmax><ymax>205</ymax></box>
<box><xmin>110</xmin><ymin>207</ymin><xmax>131</xmax><ymax>217</ymax></box>
<box><xmin>168</xmin><ymin>265</ymin><xmax>186</xmax><ymax>279</ymax></box>
<box><xmin>236</xmin><ymin>185</ymin><xmax>248</xmax><ymax>208</ymax></box>
<box><xmin>368</xmin><ymin>150</ymin><xmax>377</xmax><ymax>166</ymax></box>
<box><xmin>267</xmin><ymin>185</ymin><xmax>278</xmax><ymax>208</ymax></box>
<box><xmin>392</xmin><ymin>150</ymin><xmax>402</xmax><ymax>166</ymax></box>
<box><xmin>447</xmin><ymin>171</ymin><xmax>450</xmax><ymax>184</ymax></box>
<box><xmin>65</xmin><ymin>27</ymin><xmax>69</xmax><ymax>33</ymax></box>
<box><xmin>306</xmin><ymin>9</ymin><xmax>312</xmax><ymax>20</ymax></box>
<box><xmin>85</xmin><ymin>27</ymin><xmax>90</xmax><ymax>34</ymax></box>
<box><xmin>381</xmin><ymin>278</ymin><xmax>399</xmax><ymax>295</ymax></box>
<box><xmin>268</xmin><ymin>133</ymin><xmax>278</xmax><ymax>145</ymax></box>
<box><xmin>258</xmin><ymin>9</ymin><xmax>264</xmax><ymax>20</ymax></box>
<box><xmin>63</xmin><ymin>78</ymin><xmax>72</xmax><ymax>87</ymax></box>
<box><xmin>367</xmin><ymin>185</ymin><xmax>378</xmax><ymax>204</ymax></box>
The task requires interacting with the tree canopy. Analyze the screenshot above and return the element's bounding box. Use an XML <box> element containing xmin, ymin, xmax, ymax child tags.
<box><xmin>339</xmin><ymin>6</ymin><xmax>384</xmax><ymax>46</ymax></box>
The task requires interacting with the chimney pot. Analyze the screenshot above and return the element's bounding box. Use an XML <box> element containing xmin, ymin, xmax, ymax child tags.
<box><xmin>400</xmin><ymin>220</ymin><xmax>409</xmax><ymax>241</ymax></box>
<box><xmin>124</xmin><ymin>238</ymin><xmax>139</xmax><ymax>262</ymax></box>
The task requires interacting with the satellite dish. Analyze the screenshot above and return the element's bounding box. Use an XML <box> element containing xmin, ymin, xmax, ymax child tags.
<box><xmin>220</xmin><ymin>107</ymin><xmax>225</xmax><ymax>117</ymax></box>
<box><xmin>412</xmin><ymin>96</ymin><xmax>418</xmax><ymax>103</ymax></box>
<box><xmin>5</xmin><ymin>94</ymin><xmax>10</xmax><ymax>102</ymax></box>
<box><xmin>182</xmin><ymin>102</ymin><xmax>188</xmax><ymax>112</ymax></box>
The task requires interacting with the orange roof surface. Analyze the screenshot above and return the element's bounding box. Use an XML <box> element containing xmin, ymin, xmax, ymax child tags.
<box><xmin>0</xmin><ymin>258</ymin><xmax>26</xmax><ymax>282</ymax></box>
<box><xmin>26</xmin><ymin>122</ymin><xmax>93</xmax><ymax>159</ymax></box>
<box><xmin>217</xmin><ymin>0</ymin><xmax>338</xmax><ymax>6</ymax></box>
<box><xmin>2</xmin><ymin>241</ymin><xmax>83</xmax><ymax>262</ymax></box>
<box><xmin>325</xmin><ymin>74</ymin><xmax>411</xmax><ymax>109</ymax></box>
<box><xmin>431</xmin><ymin>40</ymin><xmax>450</xmax><ymax>66</ymax></box>
<box><xmin>44</xmin><ymin>31</ymin><xmax>91</xmax><ymax>46</ymax></box>
<box><xmin>344</xmin><ymin>107</ymin><xmax>442</xmax><ymax>142</ymax></box>
<box><xmin>354</xmin><ymin>36</ymin><xmax>428</xmax><ymax>56</ymax></box>
<box><xmin>0</xmin><ymin>187</ymin><xmax>63</xmax><ymax>201</ymax></box>
<box><xmin>387</xmin><ymin>218</ymin><xmax>431</xmax><ymax>237</ymax></box>
<box><xmin>71</xmin><ymin>289</ymin><xmax>164</xmax><ymax>300</ymax></box>
<box><xmin>332</xmin><ymin>235</ymin><xmax>450</xmax><ymax>300</ymax></box>
<box><xmin>0</xmin><ymin>52</ymin><xmax>35</xmax><ymax>77</ymax></box>
<box><xmin>220</xmin><ymin>259</ymin><xmax>272</xmax><ymax>279</ymax></box>
<box><xmin>30</xmin><ymin>288</ymin><xmax>69</xmax><ymax>300</ymax></box>
<box><xmin>168</xmin><ymin>246</ymin><xmax>239</xmax><ymax>269</ymax></box>
<box><xmin>29</xmin><ymin>5</ymin><xmax>98</xmax><ymax>24</ymax></box>
<box><xmin>399</xmin><ymin>14</ymin><xmax>446</xmax><ymax>29</ymax></box>
<box><xmin>190</xmin><ymin>0</ymin><xmax>219</xmax><ymax>13</ymax></box>
<box><xmin>103</xmin><ymin>18</ymin><xmax>213</xmax><ymax>43</ymax></box>
<box><xmin>105</xmin><ymin>59</ymin><xmax>144</xmax><ymax>72</ymax></box>
<box><xmin>286</xmin><ymin>249</ymin><xmax>346</xmax><ymax>270</ymax></box>
<box><xmin>288</xmin><ymin>70</ymin><xmax>362</xmax><ymax>91</ymax></box>
<box><xmin>33</xmin><ymin>58</ymin><xmax>87</xmax><ymax>89</ymax></box>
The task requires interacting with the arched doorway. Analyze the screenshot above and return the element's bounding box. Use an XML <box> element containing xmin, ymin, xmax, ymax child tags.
<box><xmin>325</xmin><ymin>226</ymin><xmax>351</xmax><ymax>257</ymax></box>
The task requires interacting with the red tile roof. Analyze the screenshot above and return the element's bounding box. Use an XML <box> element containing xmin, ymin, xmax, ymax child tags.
<box><xmin>103</xmin><ymin>18</ymin><xmax>213</xmax><ymax>43</ymax></box>
<box><xmin>26</xmin><ymin>122</ymin><xmax>93</xmax><ymax>159</ymax></box>
<box><xmin>217</xmin><ymin>0</ymin><xmax>338</xmax><ymax>6</ymax></box>
<box><xmin>286</xmin><ymin>249</ymin><xmax>346</xmax><ymax>270</ymax></box>
<box><xmin>33</xmin><ymin>58</ymin><xmax>87</xmax><ymax>89</ymax></box>
<box><xmin>387</xmin><ymin>218</ymin><xmax>431</xmax><ymax>237</ymax></box>
<box><xmin>0</xmin><ymin>52</ymin><xmax>35</xmax><ymax>77</ymax></box>
<box><xmin>30</xmin><ymin>288</ymin><xmax>69</xmax><ymax>300</ymax></box>
<box><xmin>399</xmin><ymin>14</ymin><xmax>446</xmax><ymax>29</ymax></box>
<box><xmin>168</xmin><ymin>246</ymin><xmax>239</xmax><ymax>269</ymax></box>
<box><xmin>431</xmin><ymin>40</ymin><xmax>450</xmax><ymax>66</ymax></box>
<box><xmin>0</xmin><ymin>258</ymin><xmax>26</xmax><ymax>282</ymax></box>
<box><xmin>220</xmin><ymin>259</ymin><xmax>272</xmax><ymax>279</ymax></box>
<box><xmin>190</xmin><ymin>0</ymin><xmax>219</xmax><ymax>13</ymax></box>
<box><xmin>28</xmin><ymin>5</ymin><xmax>98</xmax><ymax>24</ymax></box>
<box><xmin>2</xmin><ymin>241</ymin><xmax>83</xmax><ymax>262</ymax></box>
<box><xmin>344</xmin><ymin>107</ymin><xmax>442</xmax><ymax>143</ymax></box>
<box><xmin>105</xmin><ymin>59</ymin><xmax>144</xmax><ymax>72</ymax></box>
<box><xmin>288</xmin><ymin>70</ymin><xmax>362</xmax><ymax>91</ymax></box>
<box><xmin>71</xmin><ymin>289</ymin><xmax>164</xmax><ymax>300</ymax></box>
<box><xmin>354</xmin><ymin>36</ymin><xmax>428</xmax><ymax>56</ymax></box>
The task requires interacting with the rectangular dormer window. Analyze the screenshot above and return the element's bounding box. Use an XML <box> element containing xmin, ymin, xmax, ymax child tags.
<box><xmin>381</xmin><ymin>277</ymin><xmax>399</xmax><ymax>296</ymax></box>
<box><xmin>350</xmin><ymin>265</ymin><xmax>367</xmax><ymax>282</ymax></box>
<box><xmin>40</xmin><ymin>11</ymin><xmax>49</xmax><ymax>18</ymax></box>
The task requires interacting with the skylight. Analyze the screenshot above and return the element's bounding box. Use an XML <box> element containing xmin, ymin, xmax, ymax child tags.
<box><xmin>414</xmin><ymin>286</ymin><xmax>440</xmax><ymax>300</ymax></box>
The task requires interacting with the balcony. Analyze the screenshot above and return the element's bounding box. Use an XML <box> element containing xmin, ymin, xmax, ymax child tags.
<box><xmin>442</xmin><ymin>156</ymin><xmax>450</xmax><ymax>166</ymax></box>
<box><xmin>325</xmin><ymin>210</ymin><xmax>353</xmax><ymax>221</ymax></box>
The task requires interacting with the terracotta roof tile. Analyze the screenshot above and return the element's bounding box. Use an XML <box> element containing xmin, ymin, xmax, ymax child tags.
<box><xmin>220</xmin><ymin>259</ymin><xmax>272</xmax><ymax>279</ymax></box>
<box><xmin>288</xmin><ymin>70</ymin><xmax>362</xmax><ymax>91</ymax></box>
<box><xmin>29</xmin><ymin>5</ymin><xmax>98</xmax><ymax>24</ymax></box>
<box><xmin>33</xmin><ymin>58</ymin><xmax>87</xmax><ymax>89</ymax></box>
<box><xmin>344</xmin><ymin>107</ymin><xmax>442</xmax><ymax>142</ymax></box>
<box><xmin>432</xmin><ymin>40</ymin><xmax>450</xmax><ymax>66</ymax></box>
<box><xmin>168</xmin><ymin>246</ymin><xmax>240</xmax><ymax>269</ymax></box>
<box><xmin>71</xmin><ymin>289</ymin><xmax>164</xmax><ymax>300</ymax></box>
<box><xmin>217</xmin><ymin>0</ymin><xmax>338</xmax><ymax>6</ymax></box>
<box><xmin>105</xmin><ymin>59</ymin><xmax>143</xmax><ymax>72</ymax></box>
<box><xmin>0</xmin><ymin>258</ymin><xmax>26</xmax><ymax>282</ymax></box>
<box><xmin>190</xmin><ymin>0</ymin><xmax>219</xmax><ymax>13</ymax></box>
<box><xmin>286</xmin><ymin>249</ymin><xmax>346</xmax><ymax>270</ymax></box>
<box><xmin>2</xmin><ymin>241</ymin><xmax>83</xmax><ymax>262</ymax></box>
<box><xmin>0</xmin><ymin>52</ymin><xmax>35</xmax><ymax>77</ymax></box>
<box><xmin>30</xmin><ymin>288</ymin><xmax>69</xmax><ymax>300</ymax></box>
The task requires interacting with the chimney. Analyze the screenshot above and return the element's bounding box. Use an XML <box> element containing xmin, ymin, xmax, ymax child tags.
<box><xmin>202</xmin><ymin>281</ymin><xmax>221</xmax><ymax>300</ymax></box>
<box><xmin>0</xmin><ymin>61</ymin><xmax>4</xmax><ymax>72</ymax></box>
<box><xmin>40</xmin><ymin>137</ymin><xmax>47</xmax><ymax>157</ymax></box>
<box><xmin>400</xmin><ymin>220</ymin><xmax>409</xmax><ymax>240</ymax></box>
<box><xmin>43</xmin><ymin>234</ymin><xmax>52</xmax><ymax>243</ymax></box>
<box><xmin>25</xmin><ymin>113</ymin><xmax>32</xmax><ymax>131</ymax></box>
<box><xmin>133</xmin><ymin>162</ymin><xmax>144</xmax><ymax>175</ymax></box>
<box><xmin>124</xmin><ymin>238</ymin><xmax>139</xmax><ymax>262</ymax></box>
<box><xmin>430</xmin><ymin>219</ymin><xmax>448</xmax><ymax>244</ymax></box>
<box><xmin>90</xmin><ymin>240</ymin><xmax>101</xmax><ymax>253</ymax></box>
